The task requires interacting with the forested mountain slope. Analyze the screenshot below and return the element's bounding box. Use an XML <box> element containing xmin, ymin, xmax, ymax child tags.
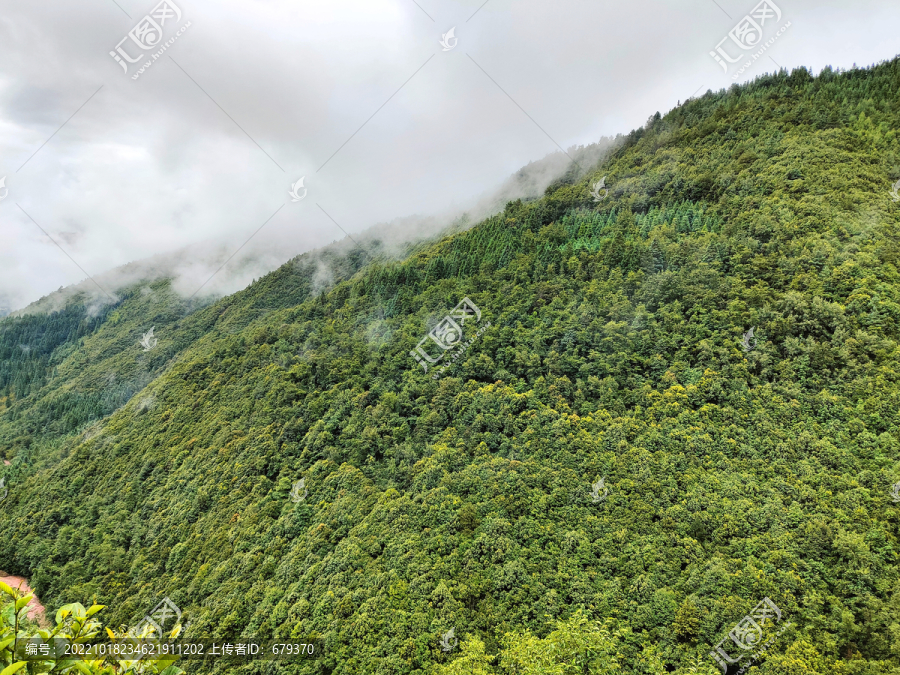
<box><xmin>2</xmin><ymin>61</ymin><xmax>900</xmax><ymax>675</ymax></box>
<box><xmin>0</xmin><ymin>244</ymin><xmax>377</xmax><ymax>467</ymax></box>
<box><xmin>0</xmin><ymin>137</ymin><xmax>615</xmax><ymax>471</ymax></box>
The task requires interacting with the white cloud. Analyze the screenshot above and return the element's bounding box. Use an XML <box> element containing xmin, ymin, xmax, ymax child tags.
<box><xmin>0</xmin><ymin>0</ymin><xmax>898</xmax><ymax>312</ymax></box>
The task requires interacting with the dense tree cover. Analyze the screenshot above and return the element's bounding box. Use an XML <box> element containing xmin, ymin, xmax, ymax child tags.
<box><xmin>431</xmin><ymin>611</ymin><xmax>625</xmax><ymax>675</ymax></box>
<box><xmin>0</xmin><ymin>246</ymin><xmax>377</xmax><ymax>465</ymax></box>
<box><xmin>1</xmin><ymin>60</ymin><xmax>900</xmax><ymax>674</ymax></box>
<box><xmin>0</xmin><ymin>301</ymin><xmax>115</xmax><ymax>401</ymax></box>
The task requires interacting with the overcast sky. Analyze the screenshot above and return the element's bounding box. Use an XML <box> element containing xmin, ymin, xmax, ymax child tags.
<box><xmin>0</xmin><ymin>0</ymin><xmax>898</xmax><ymax>312</ymax></box>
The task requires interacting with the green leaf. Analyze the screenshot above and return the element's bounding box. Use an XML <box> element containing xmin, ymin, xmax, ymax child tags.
<box><xmin>14</xmin><ymin>595</ymin><xmax>34</xmax><ymax>612</ymax></box>
<box><xmin>0</xmin><ymin>583</ymin><xmax>14</xmax><ymax>599</ymax></box>
<box><xmin>85</xmin><ymin>604</ymin><xmax>105</xmax><ymax>618</ymax></box>
<box><xmin>71</xmin><ymin>661</ymin><xmax>94</xmax><ymax>675</ymax></box>
<box><xmin>0</xmin><ymin>663</ymin><xmax>29</xmax><ymax>675</ymax></box>
<box><xmin>0</xmin><ymin>637</ymin><xmax>14</xmax><ymax>652</ymax></box>
<box><xmin>57</xmin><ymin>603</ymin><xmax>87</xmax><ymax>620</ymax></box>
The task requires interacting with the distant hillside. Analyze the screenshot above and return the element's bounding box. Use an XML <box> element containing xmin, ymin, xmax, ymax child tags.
<box><xmin>8</xmin><ymin>136</ymin><xmax>617</xmax><ymax>322</ymax></box>
<box><xmin>0</xmin><ymin>135</ymin><xmax>617</xmax><ymax>471</ymax></box>
<box><xmin>2</xmin><ymin>60</ymin><xmax>900</xmax><ymax>675</ymax></box>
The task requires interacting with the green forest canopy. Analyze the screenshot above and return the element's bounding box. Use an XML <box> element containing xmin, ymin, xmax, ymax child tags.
<box><xmin>0</xmin><ymin>60</ymin><xmax>899</xmax><ymax>674</ymax></box>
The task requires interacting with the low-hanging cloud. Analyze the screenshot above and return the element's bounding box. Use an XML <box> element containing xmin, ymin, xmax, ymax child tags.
<box><xmin>1</xmin><ymin>0</ymin><xmax>898</xmax><ymax>314</ymax></box>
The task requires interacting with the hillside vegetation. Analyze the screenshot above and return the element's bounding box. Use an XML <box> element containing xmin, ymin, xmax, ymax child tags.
<box><xmin>1</xmin><ymin>61</ymin><xmax>900</xmax><ymax>674</ymax></box>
